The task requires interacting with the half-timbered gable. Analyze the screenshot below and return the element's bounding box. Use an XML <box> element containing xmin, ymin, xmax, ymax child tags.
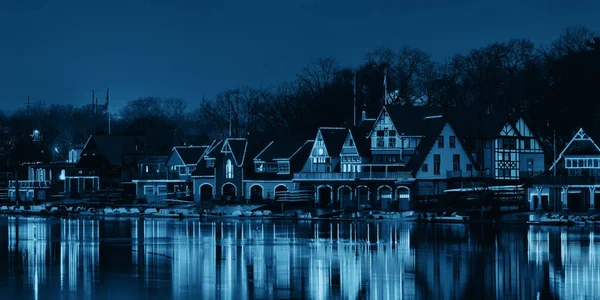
<box><xmin>494</xmin><ymin>122</ymin><xmax>521</xmax><ymax>180</ymax></box>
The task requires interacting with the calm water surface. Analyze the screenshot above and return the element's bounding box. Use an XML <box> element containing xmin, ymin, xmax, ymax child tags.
<box><xmin>0</xmin><ymin>216</ymin><xmax>598</xmax><ymax>299</ymax></box>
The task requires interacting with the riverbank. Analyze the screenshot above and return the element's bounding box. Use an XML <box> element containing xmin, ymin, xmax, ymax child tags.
<box><xmin>1</xmin><ymin>203</ymin><xmax>599</xmax><ymax>227</ymax></box>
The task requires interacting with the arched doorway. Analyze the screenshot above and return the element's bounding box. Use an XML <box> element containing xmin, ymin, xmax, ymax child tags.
<box><xmin>357</xmin><ymin>186</ymin><xmax>370</xmax><ymax>209</ymax></box>
<box><xmin>274</xmin><ymin>185</ymin><xmax>288</xmax><ymax>200</ymax></box>
<box><xmin>338</xmin><ymin>186</ymin><xmax>352</xmax><ymax>209</ymax></box>
<box><xmin>317</xmin><ymin>185</ymin><xmax>332</xmax><ymax>208</ymax></box>
<box><xmin>378</xmin><ymin>185</ymin><xmax>392</xmax><ymax>211</ymax></box>
<box><xmin>200</xmin><ymin>184</ymin><xmax>213</xmax><ymax>202</ymax></box>
<box><xmin>396</xmin><ymin>186</ymin><xmax>410</xmax><ymax>211</ymax></box>
<box><xmin>222</xmin><ymin>183</ymin><xmax>237</xmax><ymax>202</ymax></box>
<box><xmin>250</xmin><ymin>185</ymin><xmax>263</xmax><ymax>202</ymax></box>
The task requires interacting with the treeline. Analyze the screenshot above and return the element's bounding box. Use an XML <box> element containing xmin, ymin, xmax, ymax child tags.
<box><xmin>1</xmin><ymin>26</ymin><xmax>600</xmax><ymax>170</ymax></box>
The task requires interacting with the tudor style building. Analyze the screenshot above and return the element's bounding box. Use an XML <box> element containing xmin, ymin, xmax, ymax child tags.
<box><xmin>529</xmin><ymin>128</ymin><xmax>600</xmax><ymax>212</ymax></box>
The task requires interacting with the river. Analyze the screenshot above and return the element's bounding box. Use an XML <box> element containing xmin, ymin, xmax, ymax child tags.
<box><xmin>0</xmin><ymin>216</ymin><xmax>598</xmax><ymax>299</ymax></box>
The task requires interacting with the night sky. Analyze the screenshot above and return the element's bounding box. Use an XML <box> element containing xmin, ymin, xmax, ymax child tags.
<box><xmin>1</xmin><ymin>0</ymin><xmax>599</xmax><ymax>114</ymax></box>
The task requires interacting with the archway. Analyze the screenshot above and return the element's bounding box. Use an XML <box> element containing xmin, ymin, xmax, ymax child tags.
<box><xmin>338</xmin><ymin>186</ymin><xmax>353</xmax><ymax>209</ymax></box>
<box><xmin>357</xmin><ymin>186</ymin><xmax>370</xmax><ymax>209</ymax></box>
<box><xmin>222</xmin><ymin>183</ymin><xmax>237</xmax><ymax>202</ymax></box>
<box><xmin>200</xmin><ymin>184</ymin><xmax>213</xmax><ymax>202</ymax></box>
<box><xmin>274</xmin><ymin>185</ymin><xmax>288</xmax><ymax>200</ymax></box>
<box><xmin>250</xmin><ymin>185</ymin><xmax>263</xmax><ymax>202</ymax></box>
<box><xmin>396</xmin><ymin>186</ymin><xmax>410</xmax><ymax>211</ymax></box>
<box><xmin>378</xmin><ymin>185</ymin><xmax>393</xmax><ymax>211</ymax></box>
<box><xmin>317</xmin><ymin>185</ymin><xmax>332</xmax><ymax>208</ymax></box>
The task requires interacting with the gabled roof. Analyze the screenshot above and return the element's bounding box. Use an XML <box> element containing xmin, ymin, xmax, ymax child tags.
<box><xmin>404</xmin><ymin>118</ymin><xmax>477</xmax><ymax>174</ymax></box>
<box><xmin>204</xmin><ymin>140</ymin><xmax>223</xmax><ymax>158</ymax></box>
<box><xmin>550</xmin><ymin>128</ymin><xmax>600</xmax><ymax>170</ymax></box>
<box><xmin>173</xmin><ymin>146</ymin><xmax>209</xmax><ymax>165</ymax></box>
<box><xmin>349</xmin><ymin>122</ymin><xmax>373</xmax><ymax>157</ymax></box>
<box><xmin>254</xmin><ymin>138</ymin><xmax>308</xmax><ymax>161</ymax></box>
<box><xmin>80</xmin><ymin>135</ymin><xmax>141</xmax><ymax>166</ymax></box>
<box><xmin>319</xmin><ymin>127</ymin><xmax>347</xmax><ymax>157</ymax></box>
<box><xmin>244</xmin><ymin>140</ymin><xmax>314</xmax><ymax>181</ymax></box>
<box><xmin>404</xmin><ymin>117</ymin><xmax>447</xmax><ymax>173</ymax></box>
<box><xmin>221</xmin><ymin>139</ymin><xmax>247</xmax><ymax>167</ymax></box>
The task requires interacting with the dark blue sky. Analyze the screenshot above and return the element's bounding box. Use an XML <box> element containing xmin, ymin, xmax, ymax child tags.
<box><xmin>1</xmin><ymin>0</ymin><xmax>599</xmax><ymax>113</ymax></box>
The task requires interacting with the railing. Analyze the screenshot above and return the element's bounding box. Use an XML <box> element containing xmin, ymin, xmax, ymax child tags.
<box><xmin>446</xmin><ymin>170</ymin><xmax>490</xmax><ymax>178</ymax></box>
<box><xmin>135</xmin><ymin>171</ymin><xmax>182</xmax><ymax>180</ymax></box>
<box><xmin>8</xmin><ymin>180</ymin><xmax>51</xmax><ymax>189</ymax></box>
<box><xmin>530</xmin><ymin>176</ymin><xmax>600</xmax><ymax>185</ymax></box>
<box><xmin>293</xmin><ymin>172</ymin><xmax>413</xmax><ymax>181</ymax></box>
<box><xmin>519</xmin><ymin>171</ymin><xmax>545</xmax><ymax>178</ymax></box>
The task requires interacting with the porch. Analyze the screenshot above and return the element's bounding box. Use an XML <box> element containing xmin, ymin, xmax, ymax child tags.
<box><xmin>528</xmin><ymin>184</ymin><xmax>600</xmax><ymax>213</ymax></box>
<box><xmin>311</xmin><ymin>183</ymin><xmax>411</xmax><ymax>211</ymax></box>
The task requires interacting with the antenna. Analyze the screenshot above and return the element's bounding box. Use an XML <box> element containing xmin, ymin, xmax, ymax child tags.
<box><xmin>27</xmin><ymin>96</ymin><xmax>30</xmax><ymax>115</ymax></box>
<box><xmin>353</xmin><ymin>70</ymin><xmax>357</xmax><ymax>127</ymax></box>
<box><xmin>92</xmin><ymin>90</ymin><xmax>95</xmax><ymax>113</ymax></box>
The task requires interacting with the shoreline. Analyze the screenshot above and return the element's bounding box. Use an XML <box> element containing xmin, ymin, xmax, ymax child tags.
<box><xmin>1</xmin><ymin>209</ymin><xmax>599</xmax><ymax>227</ymax></box>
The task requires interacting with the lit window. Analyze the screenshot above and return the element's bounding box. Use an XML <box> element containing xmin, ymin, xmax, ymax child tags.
<box><xmin>226</xmin><ymin>159</ymin><xmax>234</xmax><ymax>179</ymax></box>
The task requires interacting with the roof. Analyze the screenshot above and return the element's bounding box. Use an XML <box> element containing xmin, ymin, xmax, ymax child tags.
<box><xmin>244</xmin><ymin>140</ymin><xmax>314</xmax><ymax>181</ymax></box>
<box><xmin>173</xmin><ymin>146</ymin><xmax>209</xmax><ymax>165</ymax></box>
<box><xmin>550</xmin><ymin>128</ymin><xmax>600</xmax><ymax>170</ymax></box>
<box><xmin>223</xmin><ymin>139</ymin><xmax>247</xmax><ymax>166</ymax></box>
<box><xmin>319</xmin><ymin>127</ymin><xmax>347</xmax><ymax>157</ymax></box>
<box><xmin>254</xmin><ymin>139</ymin><xmax>308</xmax><ymax>161</ymax></box>
<box><xmin>349</xmin><ymin>121</ymin><xmax>374</xmax><ymax>157</ymax></box>
<box><xmin>382</xmin><ymin>106</ymin><xmax>518</xmax><ymax>139</ymax></box>
<box><xmin>80</xmin><ymin>135</ymin><xmax>141</xmax><ymax>166</ymax></box>
<box><xmin>404</xmin><ymin>117</ymin><xmax>448</xmax><ymax>173</ymax></box>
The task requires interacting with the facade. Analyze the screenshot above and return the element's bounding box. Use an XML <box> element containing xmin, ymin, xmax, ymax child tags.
<box><xmin>529</xmin><ymin>128</ymin><xmax>600</xmax><ymax>212</ymax></box>
<box><xmin>131</xmin><ymin>145</ymin><xmax>211</xmax><ymax>202</ymax></box>
<box><xmin>188</xmin><ymin>105</ymin><xmax>548</xmax><ymax>211</ymax></box>
<box><xmin>8</xmin><ymin>146</ymin><xmax>91</xmax><ymax>202</ymax></box>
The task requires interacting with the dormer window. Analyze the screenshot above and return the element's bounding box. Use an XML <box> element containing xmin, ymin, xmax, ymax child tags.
<box><xmin>278</xmin><ymin>162</ymin><xmax>290</xmax><ymax>174</ymax></box>
<box><xmin>255</xmin><ymin>163</ymin><xmax>265</xmax><ymax>173</ymax></box>
<box><xmin>206</xmin><ymin>159</ymin><xmax>215</xmax><ymax>168</ymax></box>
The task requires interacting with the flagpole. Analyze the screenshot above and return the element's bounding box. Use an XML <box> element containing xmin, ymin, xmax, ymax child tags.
<box><xmin>353</xmin><ymin>70</ymin><xmax>357</xmax><ymax>127</ymax></box>
<box><xmin>383</xmin><ymin>69</ymin><xmax>388</xmax><ymax>105</ymax></box>
<box><xmin>107</xmin><ymin>86</ymin><xmax>111</xmax><ymax>135</ymax></box>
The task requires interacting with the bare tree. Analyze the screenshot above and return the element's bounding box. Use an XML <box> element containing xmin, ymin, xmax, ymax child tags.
<box><xmin>119</xmin><ymin>97</ymin><xmax>164</xmax><ymax>120</ymax></box>
<box><xmin>297</xmin><ymin>57</ymin><xmax>340</xmax><ymax>94</ymax></box>
<box><xmin>544</xmin><ymin>26</ymin><xmax>598</xmax><ymax>59</ymax></box>
<box><xmin>162</xmin><ymin>98</ymin><xmax>188</xmax><ymax>120</ymax></box>
<box><xmin>262</xmin><ymin>81</ymin><xmax>308</xmax><ymax>132</ymax></box>
<box><xmin>199</xmin><ymin>87</ymin><xmax>268</xmax><ymax>138</ymax></box>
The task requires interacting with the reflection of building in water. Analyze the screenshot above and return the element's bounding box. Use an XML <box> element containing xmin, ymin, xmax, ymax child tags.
<box><xmin>59</xmin><ymin>218</ymin><xmax>99</xmax><ymax>297</ymax></box>
<box><xmin>555</xmin><ymin>229</ymin><xmax>600</xmax><ymax>299</ymax></box>
<box><xmin>526</xmin><ymin>227</ymin><xmax>600</xmax><ymax>299</ymax></box>
<box><xmin>7</xmin><ymin>216</ymin><xmax>51</xmax><ymax>298</ymax></box>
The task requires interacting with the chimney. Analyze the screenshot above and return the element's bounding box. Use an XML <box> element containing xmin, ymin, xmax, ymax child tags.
<box><xmin>361</xmin><ymin>103</ymin><xmax>367</xmax><ymax>122</ymax></box>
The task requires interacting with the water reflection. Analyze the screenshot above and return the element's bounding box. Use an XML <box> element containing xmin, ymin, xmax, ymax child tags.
<box><xmin>1</xmin><ymin>217</ymin><xmax>600</xmax><ymax>299</ymax></box>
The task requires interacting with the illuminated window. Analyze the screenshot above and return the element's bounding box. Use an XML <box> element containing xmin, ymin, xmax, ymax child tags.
<box><xmin>226</xmin><ymin>159</ymin><xmax>234</xmax><ymax>179</ymax></box>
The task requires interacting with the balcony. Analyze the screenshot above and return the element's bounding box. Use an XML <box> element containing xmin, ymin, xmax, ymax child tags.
<box><xmin>293</xmin><ymin>171</ymin><xmax>413</xmax><ymax>181</ymax></box>
<box><xmin>9</xmin><ymin>180</ymin><xmax>51</xmax><ymax>189</ymax></box>
<box><xmin>446</xmin><ymin>170</ymin><xmax>490</xmax><ymax>178</ymax></box>
<box><xmin>530</xmin><ymin>176</ymin><xmax>600</xmax><ymax>186</ymax></box>
<box><xmin>134</xmin><ymin>171</ymin><xmax>184</xmax><ymax>181</ymax></box>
